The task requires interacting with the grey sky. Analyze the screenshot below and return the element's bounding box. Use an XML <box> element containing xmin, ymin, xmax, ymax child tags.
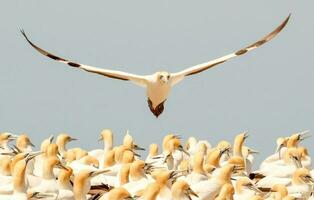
<box><xmin>1</xmin><ymin>1</ymin><xmax>313</xmax><ymax>165</ymax></box>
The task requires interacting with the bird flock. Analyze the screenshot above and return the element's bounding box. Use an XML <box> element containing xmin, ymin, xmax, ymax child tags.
<box><xmin>0</xmin><ymin>130</ymin><xmax>313</xmax><ymax>200</ymax></box>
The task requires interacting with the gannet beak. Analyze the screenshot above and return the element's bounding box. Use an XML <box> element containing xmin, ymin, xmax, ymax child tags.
<box><xmin>69</xmin><ymin>137</ymin><xmax>77</xmax><ymax>142</ymax></box>
<box><xmin>56</xmin><ymin>162</ymin><xmax>68</xmax><ymax>170</ymax></box>
<box><xmin>303</xmin><ymin>175</ymin><xmax>314</xmax><ymax>184</ymax></box>
<box><xmin>249</xmin><ymin>148</ymin><xmax>259</xmax><ymax>154</ymax></box>
<box><xmin>292</xmin><ymin>156</ymin><xmax>302</xmax><ymax>168</ymax></box>
<box><xmin>276</xmin><ymin>143</ymin><xmax>284</xmax><ymax>159</ymax></box>
<box><xmin>299</xmin><ymin>130</ymin><xmax>311</xmax><ymax>141</ymax></box>
<box><xmin>178</xmin><ymin>145</ymin><xmax>190</xmax><ymax>156</ymax></box>
<box><xmin>49</xmin><ymin>135</ymin><xmax>54</xmax><ymax>144</ymax></box>
<box><xmin>29</xmin><ymin>192</ymin><xmax>55</xmax><ymax>199</ymax></box>
<box><xmin>98</xmin><ymin>137</ymin><xmax>103</xmax><ymax>142</ymax></box>
<box><xmin>29</xmin><ymin>141</ymin><xmax>35</xmax><ymax>147</ymax></box>
<box><xmin>90</xmin><ymin>169</ymin><xmax>110</xmax><ymax>177</ymax></box>
<box><xmin>243</xmin><ymin>131</ymin><xmax>249</xmax><ymax>140</ymax></box>
<box><xmin>8</xmin><ymin>134</ymin><xmax>19</xmax><ymax>140</ymax></box>
<box><xmin>247</xmin><ymin>183</ymin><xmax>263</xmax><ymax>194</ymax></box>
<box><xmin>186</xmin><ymin>188</ymin><xmax>199</xmax><ymax>198</ymax></box>
<box><xmin>134</xmin><ymin>144</ymin><xmax>145</xmax><ymax>151</ymax></box>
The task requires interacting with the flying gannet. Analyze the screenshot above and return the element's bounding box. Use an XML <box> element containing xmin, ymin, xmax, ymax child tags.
<box><xmin>21</xmin><ymin>15</ymin><xmax>290</xmax><ymax>117</ymax></box>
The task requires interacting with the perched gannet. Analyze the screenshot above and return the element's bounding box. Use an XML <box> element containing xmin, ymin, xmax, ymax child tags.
<box><xmin>242</xmin><ymin>146</ymin><xmax>259</xmax><ymax>175</ymax></box>
<box><xmin>191</xmin><ymin>164</ymin><xmax>240</xmax><ymax>200</ymax></box>
<box><xmin>286</xmin><ymin>168</ymin><xmax>313</xmax><ymax>199</ymax></box>
<box><xmin>214</xmin><ymin>183</ymin><xmax>234</xmax><ymax>200</ymax></box>
<box><xmin>57</xmin><ymin>167</ymin><xmax>74</xmax><ymax>200</ymax></box>
<box><xmin>185</xmin><ymin>152</ymin><xmax>207</xmax><ymax>185</ymax></box>
<box><xmin>89</xmin><ymin>129</ymin><xmax>114</xmax><ymax>166</ymax></box>
<box><xmin>171</xmin><ymin>180</ymin><xmax>198</xmax><ymax>200</ymax></box>
<box><xmin>122</xmin><ymin>160</ymin><xmax>152</xmax><ymax>195</ymax></box>
<box><xmin>21</xmin><ymin>15</ymin><xmax>290</xmax><ymax>117</ymax></box>
<box><xmin>29</xmin><ymin>156</ymin><xmax>66</xmax><ymax>199</ymax></box>
<box><xmin>69</xmin><ymin>155</ymin><xmax>99</xmax><ymax>175</ymax></box>
<box><xmin>9</xmin><ymin>154</ymin><xmax>38</xmax><ymax>200</ymax></box>
<box><xmin>73</xmin><ymin>169</ymin><xmax>110</xmax><ymax>200</ymax></box>
<box><xmin>266</xmin><ymin>184</ymin><xmax>289</xmax><ymax>200</ymax></box>
<box><xmin>259</xmin><ymin>137</ymin><xmax>288</xmax><ymax>170</ymax></box>
<box><xmin>234</xmin><ymin>177</ymin><xmax>262</xmax><ymax>200</ymax></box>
<box><xmin>33</xmin><ymin>135</ymin><xmax>54</xmax><ymax>178</ymax></box>
<box><xmin>56</xmin><ymin>133</ymin><xmax>77</xmax><ymax>156</ymax></box>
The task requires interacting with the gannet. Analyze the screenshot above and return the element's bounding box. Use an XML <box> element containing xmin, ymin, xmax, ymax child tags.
<box><xmin>29</xmin><ymin>156</ymin><xmax>66</xmax><ymax>200</ymax></box>
<box><xmin>89</xmin><ymin>129</ymin><xmax>114</xmax><ymax>166</ymax></box>
<box><xmin>286</xmin><ymin>168</ymin><xmax>313</xmax><ymax>199</ymax></box>
<box><xmin>171</xmin><ymin>180</ymin><xmax>198</xmax><ymax>200</ymax></box>
<box><xmin>57</xmin><ymin>167</ymin><xmax>74</xmax><ymax>200</ymax></box>
<box><xmin>21</xmin><ymin>15</ymin><xmax>290</xmax><ymax>117</ymax></box>
<box><xmin>73</xmin><ymin>169</ymin><xmax>110</xmax><ymax>200</ymax></box>
<box><xmin>234</xmin><ymin>177</ymin><xmax>262</xmax><ymax>200</ymax></box>
<box><xmin>15</xmin><ymin>135</ymin><xmax>34</xmax><ymax>153</ymax></box>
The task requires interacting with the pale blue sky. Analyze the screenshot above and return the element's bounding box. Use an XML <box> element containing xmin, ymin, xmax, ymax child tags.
<box><xmin>1</xmin><ymin>1</ymin><xmax>313</xmax><ymax>165</ymax></box>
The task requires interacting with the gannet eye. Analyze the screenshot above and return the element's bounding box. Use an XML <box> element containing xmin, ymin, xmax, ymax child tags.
<box><xmin>159</xmin><ymin>76</ymin><xmax>163</xmax><ymax>80</ymax></box>
<box><xmin>167</xmin><ymin>75</ymin><xmax>170</xmax><ymax>79</ymax></box>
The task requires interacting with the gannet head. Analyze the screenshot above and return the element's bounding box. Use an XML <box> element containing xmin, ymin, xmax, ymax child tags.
<box><xmin>156</xmin><ymin>71</ymin><xmax>171</xmax><ymax>84</ymax></box>
<box><xmin>171</xmin><ymin>180</ymin><xmax>198</xmax><ymax>199</ymax></box>
<box><xmin>270</xmin><ymin>184</ymin><xmax>288</xmax><ymax>198</ymax></box>
<box><xmin>167</xmin><ymin>138</ymin><xmax>189</xmax><ymax>156</ymax></box>
<box><xmin>108</xmin><ymin>187</ymin><xmax>133</xmax><ymax>200</ymax></box>
<box><xmin>292</xmin><ymin>168</ymin><xmax>314</xmax><ymax>185</ymax></box>
<box><xmin>56</xmin><ymin>134</ymin><xmax>76</xmax><ymax>149</ymax></box>
<box><xmin>57</xmin><ymin>167</ymin><xmax>73</xmax><ymax>188</ymax></box>
<box><xmin>40</xmin><ymin>135</ymin><xmax>54</xmax><ymax>152</ymax></box>
<box><xmin>235</xmin><ymin>177</ymin><xmax>261</xmax><ymax>194</ymax></box>
<box><xmin>228</xmin><ymin>156</ymin><xmax>245</xmax><ymax>175</ymax></box>
<box><xmin>74</xmin><ymin>169</ymin><xmax>110</xmax><ymax>199</ymax></box>
<box><xmin>62</xmin><ymin>151</ymin><xmax>76</xmax><ymax>164</ymax></box>
<box><xmin>288</xmin><ymin>130</ymin><xmax>310</xmax><ymax>147</ymax></box>
<box><xmin>16</xmin><ymin>134</ymin><xmax>34</xmax><ymax>151</ymax></box>
<box><xmin>233</xmin><ymin>131</ymin><xmax>249</xmax><ymax>157</ymax></box>
<box><xmin>46</xmin><ymin>144</ymin><xmax>60</xmax><ymax>157</ymax></box>
<box><xmin>81</xmin><ymin>155</ymin><xmax>99</xmax><ymax>168</ymax></box>
<box><xmin>0</xmin><ymin>132</ymin><xmax>18</xmax><ymax>144</ymax></box>
<box><xmin>284</xmin><ymin>148</ymin><xmax>302</xmax><ymax>168</ymax></box>
<box><xmin>297</xmin><ymin>147</ymin><xmax>309</xmax><ymax>160</ymax></box>
<box><xmin>99</xmin><ymin>129</ymin><xmax>113</xmax><ymax>144</ymax></box>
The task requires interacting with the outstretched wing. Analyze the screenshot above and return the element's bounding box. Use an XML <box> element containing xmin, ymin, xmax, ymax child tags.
<box><xmin>171</xmin><ymin>14</ymin><xmax>291</xmax><ymax>86</ymax></box>
<box><xmin>21</xmin><ymin>30</ymin><xmax>148</xmax><ymax>87</ymax></box>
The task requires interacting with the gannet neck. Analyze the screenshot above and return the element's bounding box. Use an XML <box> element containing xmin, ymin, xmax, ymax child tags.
<box><xmin>100</xmin><ymin>129</ymin><xmax>113</xmax><ymax>152</ymax></box>
<box><xmin>215</xmin><ymin>183</ymin><xmax>234</xmax><ymax>200</ymax></box>
<box><xmin>218</xmin><ymin>165</ymin><xmax>234</xmax><ymax>185</ymax></box>
<box><xmin>73</xmin><ymin>170</ymin><xmax>91</xmax><ymax>200</ymax></box>
<box><xmin>271</xmin><ymin>184</ymin><xmax>288</xmax><ymax>199</ymax></box>
<box><xmin>149</xmin><ymin>143</ymin><xmax>158</xmax><ymax>157</ymax></box>
<box><xmin>143</xmin><ymin>183</ymin><xmax>161</xmax><ymax>200</ymax></box>
<box><xmin>0</xmin><ymin>156</ymin><xmax>12</xmax><ymax>176</ymax></box>
<box><xmin>119</xmin><ymin>164</ymin><xmax>130</xmax><ymax>185</ymax></box>
<box><xmin>103</xmin><ymin>149</ymin><xmax>116</xmax><ymax>167</ymax></box>
<box><xmin>13</xmin><ymin>159</ymin><xmax>27</xmax><ymax>193</ymax></box>
<box><xmin>193</xmin><ymin>152</ymin><xmax>205</xmax><ymax>174</ymax></box>
<box><xmin>43</xmin><ymin>156</ymin><xmax>59</xmax><ymax>180</ymax></box>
